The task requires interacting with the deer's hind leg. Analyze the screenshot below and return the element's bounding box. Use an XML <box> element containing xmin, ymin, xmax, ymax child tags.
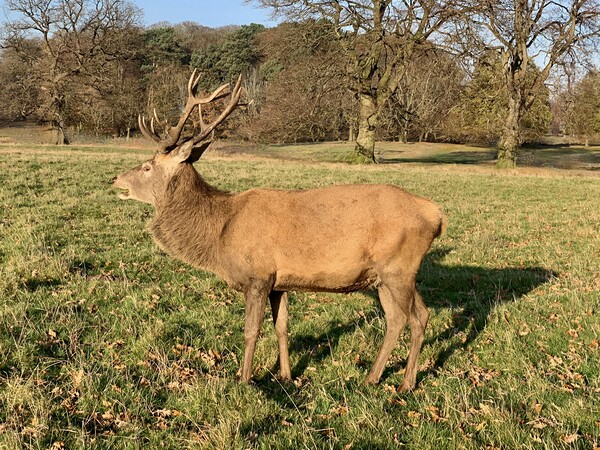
<box><xmin>364</xmin><ymin>282</ymin><xmax>412</xmax><ymax>384</ymax></box>
<box><xmin>399</xmin><ymin>290</ymin><xmax>429</xmax><ymax>392</ymax></box>
<box><xmin>269</xmin><ymin>290</ymin><xmax>291</xmax><ymax>380</ymax></box>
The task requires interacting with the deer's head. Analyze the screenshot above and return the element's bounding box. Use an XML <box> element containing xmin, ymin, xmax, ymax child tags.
<box><xmin>113</xmin><ymin>71</ymin><xmax>242</xmax><ymax>206</ymax></box>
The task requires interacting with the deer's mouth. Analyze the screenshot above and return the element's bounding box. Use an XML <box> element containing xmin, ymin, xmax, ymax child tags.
<box><xmin>112</xmin><ymin>177</ymin><xmax>130</xmax><ymax>200</ymax></box>
<box><xmin>118</xmin><ymin>190</ymin><xmax>130</xmax><ymax>200</ymax></box>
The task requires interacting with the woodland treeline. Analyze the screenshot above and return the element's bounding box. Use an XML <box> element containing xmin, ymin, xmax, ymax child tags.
<box><xmin>1</xmin><ymin>0</ymin><xmax>599</xmax><ymax>166</ymax></box>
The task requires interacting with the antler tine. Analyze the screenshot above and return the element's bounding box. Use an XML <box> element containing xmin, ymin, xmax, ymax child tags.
<box><xmin>152</xmin><ymin>108</ymin><xmax>162</xmax><ymax>126</ymax></box>
<box><xmin>188</xmin><ymin>68</ymin><xmax>202</xmax><ymax>96</ymax></box>
<box><xmin>198</xmin><ymin>82</ymin><xmax>231</xmax><ymax>104</ymax></box>
<box><xmin>138</xmin><ymin>115</ymin><xmax>161</xmax><ymax>143</ymax></box>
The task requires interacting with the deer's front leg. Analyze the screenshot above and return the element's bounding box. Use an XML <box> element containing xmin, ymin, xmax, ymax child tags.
<box><xmin>240</xmin><ymin>281</ymin><xmax>270</xmax><ymax>382</ymax></box>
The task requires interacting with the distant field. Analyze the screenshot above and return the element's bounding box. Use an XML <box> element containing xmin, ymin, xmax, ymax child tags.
<box><xmin>1</xmin><ymin>121</ymin><xmax>599</xmax><ymax>172</ymax></box>
<box><xmin>217</xmin><ymin>140</ymin><xmax>600</xmax><ymax>172</ymax></box>
<box><xmin>0</xmin><ymin>141</ymin><xmax>598</xmax><ymax>449</ymax></box>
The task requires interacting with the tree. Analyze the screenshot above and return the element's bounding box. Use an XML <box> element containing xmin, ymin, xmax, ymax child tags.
<box><xmin>242</xmin><ymin>21</ymin><xmax>350</xmax><ymax>143</ymax></box>
<box><xmin>453</xmin><ymin>51</ymin><xmax>551</xmax><ymax>144</ymax></box>
<box><xmin>143</xmin><ymin>27</ymin><xmax>190</xmax><ymax>67</ymax></box>
<box><xmin>173</xmin><ymin>22</ymin><xmax>233</xmax><ymax>55</ymax></box>
<box><xmin>191</xmin><ymin>24</ymin><xmax>265</xmax><ymax>90</ymax></box>
<box><xmin>0</xmin><ymin>42</ymin><xmax>42</xmax><ymax>123</ymax></box>
<box><xmin>253</xmin><ymin>0</ymin><xmax>464</xmax><ymax>162</ymax></box>
<box><xmin>470</xmin><ymin>0</ymin><xmax>600</xmax><ymax>167</ymax></box>
<box><xmin>3</xmin><ymin>0</ymin><xmax>141</xmax><ymax>144</ymax></box>
<box><xmin>569</xmin><ymin>70</ymin><xmax>600</xmax><ymax>144</ymax></box>
<box><xmin>74</xmin><ymin>52</ymin><xmax>145</xmax><ymax>137</ymax></box>
<box><xmin>379</xmin><ymin>46</ymin><xmax>464</xmax><ymax>143</ymax></box>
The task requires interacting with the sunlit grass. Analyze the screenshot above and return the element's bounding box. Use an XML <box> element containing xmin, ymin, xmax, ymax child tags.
<box><xmin>0</xmin><ymin>144</ymin><xmax>598</xmax><ymax>449</ymax></box>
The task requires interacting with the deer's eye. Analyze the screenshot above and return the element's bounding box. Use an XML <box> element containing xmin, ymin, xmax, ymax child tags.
<box><xmin>142</xmin><ymin>165</ymin><xmax>151</xmax><ymax>172</ymax></box>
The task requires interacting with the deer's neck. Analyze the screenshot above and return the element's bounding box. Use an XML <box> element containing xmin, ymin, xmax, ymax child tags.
<box><xmin>150</xmin><ymin>166</ymin><xmax>229</xmax><ymax>272</ymax></box>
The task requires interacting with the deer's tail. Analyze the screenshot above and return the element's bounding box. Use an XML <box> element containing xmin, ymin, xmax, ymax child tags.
<box><xmin>434</xmin><ymin>206</ymin><xmax>448</xmax><ymax>239</ymax></box>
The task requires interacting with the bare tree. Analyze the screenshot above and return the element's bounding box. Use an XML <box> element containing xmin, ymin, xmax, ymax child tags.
<box><xmin>3</xmin><ymin>0</ymin><xmax>141</xmax><ymax>144</ymax></box>
<box><xmin>380</xmin><ymin>46</ymin><xmax>464</xmax><ymax>143</ymax></box>
<box><xmin>253</xmin><ymin>0</ymin><xmax>464</xmax><ymax>162</ymax></box>
<box><xmin>0</xmin><ymin>43</ymin><xmax>42</xmax><ymax>123</ymax></box>
<box><xmin>241</xmin><ymin>20</ymin><xmax>351</xmax><ymax>143</ymax></box>
<box><xmin>469</xmin><ymin>0</ymin><xmax>600</xmax><ymax>167</ymax></box>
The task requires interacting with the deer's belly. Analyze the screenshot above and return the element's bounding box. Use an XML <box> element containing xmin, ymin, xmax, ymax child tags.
<box><xmin>274</xmin><ymin>267</ymin><xmax>381</xmax><ymax>293</ymax></box>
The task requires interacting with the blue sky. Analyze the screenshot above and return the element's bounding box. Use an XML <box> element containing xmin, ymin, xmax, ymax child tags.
<box><xmin>0</xmin><ymin>0</ymin><xmax>278</xmax><ymax>28</ymax></box>
<box><xmin>131</xmin><ymin>0</ymin><xmax>277</xmax><ymax>27</ymax></box>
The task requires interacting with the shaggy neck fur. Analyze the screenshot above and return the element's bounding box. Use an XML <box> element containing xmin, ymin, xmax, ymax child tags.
<box><xmin>150</xmin><ymin>164</ymin><xmax>229</xmax><ymax>271</ymax></box>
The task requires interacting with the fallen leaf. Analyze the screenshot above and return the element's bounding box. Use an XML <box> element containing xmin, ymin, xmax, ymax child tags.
<box><xmin>427</xmin><ymin>405</ymin><xmax>447</xmax><ymax>423</ymax></box>
<box><xmin>518</xmin><ymin>326</ymin><xmax>530</xmax><ymax>336</ymax></box>
<box><xmin>154</xmin><ymin>409</ymin><xmax>173</xmax><ymax>418</ymax></box>
<box><xmin>548</xmin><ymin>355</ymin><xmax>564</xmax><ymax>366</ymax></box>
<box><xmin>469</xmin><ymin>367</ymin><xmax>500</xmax><ymax>386</ymax></box>
<box><xmin>529</xmin><ymin>420</ymin><xmax>547</xmax><ymax>429</ymax></box>
<box><xmin>72</xmin><ymin>369</ymin><xmax>84</xmax><ymax>388</ymax></box>
<box><xmin>407</xmin><ymin>411</ymin><xmax>422</xmax><ymax>420</ymax></box>
<box><xmin>567</xmin><ymin>329</ymin><xmax>579</xmax><ymax>338</ymax></box>
<box><xmin>561</xmin><ymin>433</ymin><xmax>579</xmax><ymax>444</ymax></box>
<box><xmin>332</xmin><ymin>405</ymin><xmax>349</xmax><ymax>416</ymax></box>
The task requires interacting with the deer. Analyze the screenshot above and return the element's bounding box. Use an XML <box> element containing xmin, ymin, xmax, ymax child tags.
<box><xmin>113</xmin><ymin>70</ymin><xmax>447</xmax><ymax>392</ymax></box>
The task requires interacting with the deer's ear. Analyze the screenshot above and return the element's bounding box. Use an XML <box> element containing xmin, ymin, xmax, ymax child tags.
<box><xmin>172</xmin><ymin>141</ymin><xmax>211</xmax><ymax>164</ymax></box>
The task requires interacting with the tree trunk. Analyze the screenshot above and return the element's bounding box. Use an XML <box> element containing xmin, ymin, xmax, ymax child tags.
<box><xmin>497</xmin><ymin>93</ymin><xmax>521</xmax><ymax>168</ymax></box>
<box><xmin>53</xmin><ymin>119</ymin><xmax>68</xmax><ymax>145</ymax></box>
<box><xmin>51</xmin><ymin>92</ymin><xmax>69</xmax><ymax>145</ymax></box>
<box><xmin>354</xmin><ymin>94</ymin><xmax>377</xmax><ymax>163</ymax></box>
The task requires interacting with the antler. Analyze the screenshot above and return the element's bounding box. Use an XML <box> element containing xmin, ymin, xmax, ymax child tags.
<box><xmin>192</xmin><ymin>74</ymin><xmax>243</xmax><ymax>146</ymax></box>
<box><xmin>138</xmin><ymin>70</ymin><xmax>242</xmax><ymax>152</ymax></box>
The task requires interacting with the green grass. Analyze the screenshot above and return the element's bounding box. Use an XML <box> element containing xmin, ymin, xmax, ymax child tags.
<box><xmin>0</xmin><ymin>143</ymin><xmax>599</xmax><ymax>449</ymax></box>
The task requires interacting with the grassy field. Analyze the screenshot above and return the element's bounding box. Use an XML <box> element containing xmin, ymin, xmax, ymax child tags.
<box><xmin>217</xmin><ymin>140</ymin><xmax>600</xmax><ymax>172</ymax></box>
<box><xmin>0</xmin><ymin>140</ymin><xmax>599</xmax><ymax>449</ymax></box>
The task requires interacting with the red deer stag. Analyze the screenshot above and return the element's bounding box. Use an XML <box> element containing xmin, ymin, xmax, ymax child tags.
<box><xmin>113</xmin><ymin>71</ymin><xmax>447</xmax><ymax>391</ymax></box>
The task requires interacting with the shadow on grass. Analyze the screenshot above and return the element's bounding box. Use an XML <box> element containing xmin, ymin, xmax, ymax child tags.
<box><xmin>416</xmin><ymin>249</ymin><xmax>556</xmax><ymax>377</ymax></box>
<box><xmin>23</xmin><ymin>277</ymin><xmax>62</xmax><ymax>292</ymax></box>
<box><xmin>380</xmin><ymin>145</ymin><xmax>600</xmax><ymax>170</ymax></box>
<box><xmin>518</xmin><ymin>146</ymin><xmax>600</xmax><ymax>170</ymax></box>
<box><xmin>253</xmin><ymin>248</ymin><xmax>556</xmax><ymax>405</ymax></box>
<box><xmin>383</xmin><ymin>150</ymin><xmax>496</xmax><ymax>165</ymax></box>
